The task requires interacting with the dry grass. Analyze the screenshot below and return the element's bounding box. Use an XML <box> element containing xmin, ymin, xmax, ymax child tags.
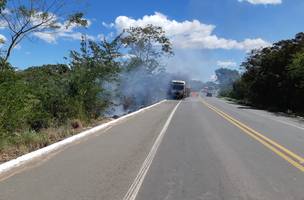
<box><xmin>0</xmin><ymin>118</ymin><xmax>112</xmax><ymax>163</ymax></box>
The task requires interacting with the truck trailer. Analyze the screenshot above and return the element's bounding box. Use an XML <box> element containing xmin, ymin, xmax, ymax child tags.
<box><xmin>169</xmin><ymin>80</ymin><xmax>186</xmax><ymax>100</ymax></box>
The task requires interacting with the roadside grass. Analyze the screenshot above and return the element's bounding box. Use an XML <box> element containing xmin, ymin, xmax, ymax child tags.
<box><xmin>0</xmin><ymin>118</ymin><xmax>112</xmax><ymax>163</ymax></box>
<box><xmin>0</xmin><ymin>130</ymin><xmax>66</xmax><ymax>163</ymax></box>
<box><xmin>219</xmin><ymin>96</ymin><xmax>251</xmax><ymax>106</ymax></box>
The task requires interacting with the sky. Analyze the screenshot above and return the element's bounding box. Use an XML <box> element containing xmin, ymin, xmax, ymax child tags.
<box><xmin>2</xmin><ymin>0</ymin><xmax>304</xmax><ymax>81</ymax></box>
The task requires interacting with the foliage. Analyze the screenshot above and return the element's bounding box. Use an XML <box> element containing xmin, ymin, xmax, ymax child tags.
<box><xmin>0</xmin><ymin>25</ymin><xmax>174</xmax><ymax>158</ymax></box>
<box><xmin>287</xmin><ymin>51</ymin><xmax>304</xmax><ymax>111</ymax></box>
<box><xmin>228</xmin><ymin>32</ymin><xmax>304</xmax><ymax>114</ymax></box>
<box><xmin>116</xmin><ymin>25</ymin><xmax>173</xmax><ymax>110</ymax></box>
<box><xmin>0</xmin><ymin>69</ymin><xmax>40</xmax><ymax>133</ymax></box>
<box><xmin>121</xmin><ymin>24</ymin><xmax>173</xmax><ymax>73</ymax></box>
<box><xmin>0</xmin><ymin>130</ymin><xmax>49</xmax><ymax>152</ymax></box>
<box><xmin>22</xmin><ymin>64</ymin><xmax>71</xmax><ymax>129</ymax></box>
<box><xmin>215</xmin><ymin>68</ymin><xmax>240</xmax><ymax>96</ymax></box>
<box><xmin>0</xmin><ymin>34</ymin><xmax>122</xmax><ymax>136</ymax></box>
<box><xmin>68</xmin><ymin>36</ymin><xmax>121</xmax><ymax>119</ymax></box>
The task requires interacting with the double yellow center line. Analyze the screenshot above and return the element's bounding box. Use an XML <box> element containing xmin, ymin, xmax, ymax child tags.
<box><xmin>201</xmin><ymin>99</ymin><xmax>304</xmax><ymax>172</ymax></box>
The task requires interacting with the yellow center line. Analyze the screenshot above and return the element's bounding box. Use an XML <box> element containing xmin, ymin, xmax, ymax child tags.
<box><xmin>200</xmin><ymin>98</ymin><xmax>304</xmax><ymax>172</ymax></box>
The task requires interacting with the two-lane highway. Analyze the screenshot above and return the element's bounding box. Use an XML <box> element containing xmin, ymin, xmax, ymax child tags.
<box><xmin>135</xmin><ymin>97</ymin><xmax>304</xmax><ymax>200</ymax></box>
<box><xmin>0</xmin><ymin>97</ymin><xmax>303</xmax><ymax>200</ymax></box>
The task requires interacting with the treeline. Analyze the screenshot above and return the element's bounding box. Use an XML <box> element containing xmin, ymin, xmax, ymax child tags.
<box><xmin>0</xmin><ymin>38</ymin><xmax>120</xmax><ymax>135</ymax></box>
<box><xmin>227</xmin><ymin>32</ymin><xmax>304</xmax><ymax>114</ymax></box>
<box><xmin>0</xmin><ymin>25</ymin><xmax>173</xmax><ymax>156</ymax></box>
<box><xmin>215</xmin><ymin>68</ymin><xmax>240</xmax><ymax>96</ymax></box>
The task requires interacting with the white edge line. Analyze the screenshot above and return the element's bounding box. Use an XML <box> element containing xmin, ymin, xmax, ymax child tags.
<box><xmin>123</xmin><ymin>101</ymin><xmax>181</xmax><ymax>200</ymax></box>
<box><xmin>0</xmin><ymin>100</ymin><xmax>167</xmax><ymax>175</ymax></box>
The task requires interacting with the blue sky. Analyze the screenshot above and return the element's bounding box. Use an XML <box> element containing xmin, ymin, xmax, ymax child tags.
<box><xmin>3</xmin><ymin>0</ymin><xmax>304</xmax><ymax>81</ymax></box>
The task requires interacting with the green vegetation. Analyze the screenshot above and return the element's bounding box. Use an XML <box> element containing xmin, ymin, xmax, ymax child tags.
<box><xmin>114</xmin><ymin>25</ymin><xmax>173</xmax><ymax>111</ymax></box>
<box><xmin>0</xmin><ymin>1</ymin><xmax>177</xmax><ymax>161</ymax></box>
<box><xmin>215</xmin><ymin>68</ymin><xmax>240</xmax><ymax>96</ymax></box>
<box><xmin>208</xmin><ymin>68</ymin><xmax>239</xmax><ymax>96</ymax></box>
<box><xmin>224</xmin><ymin>33</ymin><xmax>304</xmax><ymax>115</ymax></box>
<box><xmin>0</xmin><ymin>24</ymin><xmax>173</xmax><ymax>161</ymax></box>
<box><xmin>0</xmin><ymin>38</ymin><xmax>120</xmax><ymax>159</ymax></box>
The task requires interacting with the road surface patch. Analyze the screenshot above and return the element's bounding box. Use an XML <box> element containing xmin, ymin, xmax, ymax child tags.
<box><xmin>123</xmin><ymin>101</ymin><xmax>181</xmax><ymax>200</ymax></box>
<box><xmin>244</xmin><ymin>109</ymin><xmax>304</xmax><ymax>131</ymax></box>
<box><xmin>0</xmin><ymin>100</ymin><xmax>167</xmax><ymax>176</ymax></box>
<box><xmin>201</xmin><ymin>99</ymin><xmax>304</xmax><ymax>172</ymax></box>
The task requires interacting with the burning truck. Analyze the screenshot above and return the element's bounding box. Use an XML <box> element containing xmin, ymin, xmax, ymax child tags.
<box><xmin>169</xmin><ymin>80</ymin><xmax>190</xmax><ymax>100</ymax></box>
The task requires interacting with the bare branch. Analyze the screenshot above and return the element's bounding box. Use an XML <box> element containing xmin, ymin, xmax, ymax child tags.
<box><xmin>0</xmin><ymin>0</ymin><xmax>87</xmax><ymax>63</ymax></box>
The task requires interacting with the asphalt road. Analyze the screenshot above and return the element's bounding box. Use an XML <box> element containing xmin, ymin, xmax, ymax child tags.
<box><xmin>0</xmin><ymin>97</ymin><xmax>303</xmax><ymax>200</ymax></box>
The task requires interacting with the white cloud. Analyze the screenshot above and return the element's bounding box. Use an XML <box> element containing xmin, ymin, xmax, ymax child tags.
<box><xmin>217</xmin><ymin>60</ymin><xmax>237</xmax><ymax>68</ymax></box>
<box><xmin>0</xmin><ymin>34</ymin><xmax>6</xmax><ymax>42</ymax></box>
<box><xmin>33</xmin><ymin>31</ymin><xmax>94</xmax><ymax>43</ymax></box>
<box><xmin>102</xmin><ymin>22</ymin><xmax>115</xmax><ymax>28</ymax></box>
<box><xmin>0</xmin><ymin>10</ymin><xmax>94</xmax><ymax>43</ymax></box>
<box><xmin>0</xmin><ymin>20</ymin><xmax>7</xmax><ymax>29</ymax></box>
<box><xmin>32</xmin><ymin>17</ymin><xmax>93</xmax><ymax>43</ymax></box>
<box><xmin>2</xmin><ymin>11</ymin><xmax>92</xmax><ymax>43</ymax></box>
<box><xmin>33</xmin><ymin>32</ymin><xmax>57</xmax><ymax>43</ymax></box>
<box><xmin>0</xmin><ymin>34</ymin><xmax>6</xmax><ymax>47</ymax></box>
<box><xmin>2</xmin><ymin>9</ymin><xmax>11</xmax><ymax>14</ymax></box>
<box><xmin>114</xmin><ymin>12</ymin><xmax>270</xmax><ymax>51</ymax></box>
<box><xmin>238</xmin><ymin>0</ymin><xmax>282</xmax><ymax>5</ymax></box>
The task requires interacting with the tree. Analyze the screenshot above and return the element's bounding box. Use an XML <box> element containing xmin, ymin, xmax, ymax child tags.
<box><xmin>239</xmin><ymin>33</ymin><xmax>304</xmax><ymax>109</ymax></box>
<box><xmin>117</xmin><ymin>25</ymin><xmax>174</xmax><ymax>109</ymax></box>
<box><xmin>22</xmin><ymin>64</ymin><xmax>72</xmax><ymax>129</ymax></box>
<box><xmin>0</xmin><ymin>77</ymin><xmax>40</xmax><ymax>133</ymax></box>
<box><xmin>68</xmin><ymin>36</ymin><xmax>121</xmax><ymax>120</ymax></box>
<box><xmin>228</xmin><ymin>32</ymin><xmax>304</xmax><ymax>113</ymax></box>
<box><xmin>121</xmin><ymin>24</ymin><xmax>173</xmax><ymax>73</ymax></box>
<box><xmin>0</xmin><ymin>0</ymin><xmax>87</xmax><ymax>65</ymax></box>
<box><xmin>287</xmin><ymin>51</ymin><xmax>304</xmax><ymax>111</ymax></box>
<box><xmin>215</xmin><ymin>68</ymin><xmax>240</xmax><ymax>94</ymax></box>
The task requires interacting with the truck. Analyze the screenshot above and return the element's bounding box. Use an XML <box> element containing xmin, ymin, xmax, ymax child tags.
<box><xmin>169</xmin><ymin>80</ymin><xmax>187</xmax><ymax>100</ymax></box>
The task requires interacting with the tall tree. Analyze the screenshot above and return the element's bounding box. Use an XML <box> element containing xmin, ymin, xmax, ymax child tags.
<box><xmin>121</xmin><ymin>24</ymin><xmax>173</xmax><ymax>73</ymax></box>
<box><xmin>68</xmin><ymin>36</ymin><xmax>121</xmax><ymax>119</ymax></box>
<box><xmin>116</xmin><ymin>25</ymin><xmax>173</xmax><ymax>109</ymax></box>
<box><xmin>287</xmin><ymin>51</ymin><xmax>304</xmax><ymax>111</ymax></box>
<box><xmin>229</xmin><ymin>32</ymin><xmax>304</xmax><ymax>113</ymax></box>
<box><xmin>0</xmin><ymin>0</ymin><xmax>87</xmax><ymax>64</ymax></box>
<box><xmin>215</xmin><ymin>68</ymin><xmax>240</xmax><ymax>89</ymax></box>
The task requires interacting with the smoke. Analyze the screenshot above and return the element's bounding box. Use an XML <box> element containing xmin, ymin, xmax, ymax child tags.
<box><xmin>105</xmin><ymin>66</ymin><xmax>172</xmax><ymax>117</ymax></box>
<box><xmin>105</xmin><ymin>48</ymin><xmax>221</xmax><ymax>117</ymax></box>
<box><xmin>105</xmin><ymin>61</ymin><xmax>202</xmax><ymax>117</ymax></box>
<box><xmin>104</xmin><ymin>34</ymin><xmax>236</xmax><ymax>118</ymax></box>
<box><xmin>166</xmin><ymin>49</ymin><xmax>217</xmax><ymax>82</ymax></box>
<box><xmin>101</xmin><ymin>12</ymin><xmax>270</xmax><ymax>117</ymax></box>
